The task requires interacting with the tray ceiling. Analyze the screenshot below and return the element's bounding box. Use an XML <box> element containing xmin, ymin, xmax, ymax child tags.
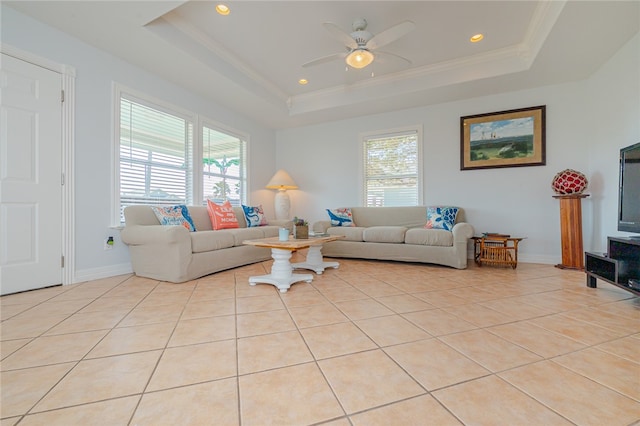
<box><xmin>5</xmin><ymin>1</ymin><xmax>639</xmax><ymax>128</ymax></box>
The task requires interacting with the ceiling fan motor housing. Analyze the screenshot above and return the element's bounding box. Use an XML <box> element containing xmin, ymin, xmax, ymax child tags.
<box><xmin>351</xmin><ymin>18</ymin><xmax>372</xmax><ymax>47</ymax></box>
<box><xmin>350</xmin><ymin>30</ymin><xmax>373</xmax><ymax>47</ymax></box>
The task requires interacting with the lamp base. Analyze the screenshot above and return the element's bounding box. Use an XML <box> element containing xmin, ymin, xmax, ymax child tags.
<box><xmin>274</xmin><ymin>190</ymin><xmax>290</xmax><ymax>220</ymax></box>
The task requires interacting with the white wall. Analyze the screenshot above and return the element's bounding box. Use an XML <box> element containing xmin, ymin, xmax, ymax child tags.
<box><xmin>2</xmin><ymin>5</ymin><xmax>278</xmax><ymax>282</ymax></box>
<box><xmin>277</xmin><ymin>33</ymin><xmax>640</xmax><ymax>264</ymax></box>
<box><xmin>585</xmin><ymin>32</ymin><xmax>640</xmax><ymax>250</ymax></box>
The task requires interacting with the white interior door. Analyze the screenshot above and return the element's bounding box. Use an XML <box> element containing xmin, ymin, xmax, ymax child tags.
<box><xmin>0</xmin><ymin>53</ymin><xmax>63</xmax><ymax>295</ymax></box>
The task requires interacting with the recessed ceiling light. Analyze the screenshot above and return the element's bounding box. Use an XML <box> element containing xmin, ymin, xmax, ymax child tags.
<box><xmin>215</xmin><ymin>4</ymin><xmax>230</xmax><ymax>15</ymax></box>
<box><xmin>298</xmin><ymin>79</ymin><xmax>308</xmax><ymax>85</ymax></box>
<box><xmin>470</xmin><ymin>33</ymin><xmax>484</xmax><ymax>43</ymax></box>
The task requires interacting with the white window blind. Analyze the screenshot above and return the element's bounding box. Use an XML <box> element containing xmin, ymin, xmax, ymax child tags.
<box><xmin>363</xmin><ymin>130</ymin><xmax>419</xmax><ymax>206</ymax></box>
<box><xmin>202</xmin><ymin>125</ymin><xmax>247</xmax><ymax>207</ymax></box>
<box><xmin>119</xmin><ymin>97</ymin><xmax>193</xmax><ymax>220</ymax></box>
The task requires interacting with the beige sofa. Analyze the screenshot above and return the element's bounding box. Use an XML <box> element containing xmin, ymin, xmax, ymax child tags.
<box><xmin>121</xmin><ymin>205</ymin><xmax>291</xmax><ymax>283</ymax></box>
<box><xmin>313</xmin><ymin>206</ymin><xmax>474</xmax><ymax>269</ymax></box>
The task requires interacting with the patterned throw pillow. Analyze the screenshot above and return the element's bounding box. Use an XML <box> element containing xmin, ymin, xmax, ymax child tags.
<box><xmin>207</xmin><ymin>200</ymin><xmax>239</xmax><ymax>230</ymax></box>
<box><xmin>151</xmin><ymin>205</ymin><xmax>196</xmax><ymax>232</ymax></box>
<box><xmin>425</xmin><ymin>206</ymin><xmax>459</xmax><ymax>231</ymax></box>
<box><xmin>242</xmin><ymin>204</ymin><xmax>268</xmax><ymax>227</ymax></box>
<box><xmin>326</xmin><ymin>208</ymin><xmax>355</xmax><ymax>227</ymax></box>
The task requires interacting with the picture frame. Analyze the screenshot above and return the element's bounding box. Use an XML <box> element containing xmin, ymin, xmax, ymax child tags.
<box><xmin>460</xmin><ymin>105</ymin><xmax>546</xmax><ymax>170</ymax></box>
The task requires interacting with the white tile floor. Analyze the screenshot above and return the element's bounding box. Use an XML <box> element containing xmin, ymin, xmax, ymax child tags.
<box><xmin>1</xmin><ymin>255</ymin><xmax>639</xmax><ymax>425</ymax></box>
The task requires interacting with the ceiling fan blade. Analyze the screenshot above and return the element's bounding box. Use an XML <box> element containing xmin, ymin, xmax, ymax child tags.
<box><xmin>367</xmin><ymin>20</ymin><xmax>415</xmax><ymax>50</ymax></box>
<box><xmin>302</xmin><ymin>52</ymin><xmax>347</xmax><ymax>68</ymax></box>
<box><xmin>322</xmin><ymin>22</ymin><xmax>358</xmax><ymax>49</ymax></box>
<box><xmin>375</xmin><ymin>50</ymin><xmax>413</xmax><ymax>66</ymax></box>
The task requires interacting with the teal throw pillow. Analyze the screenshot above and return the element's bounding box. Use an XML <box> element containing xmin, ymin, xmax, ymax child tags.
<box><xmin>425</xmin><ymin>206</ymin><xmax>459</xmax><ymax>231</ymax></box>
<box><xmin>326</xmin><ymin>208</ymin><xmax>355</xmax><ymax>227</ymax></box>
<box><xmin>242</xmin><ymin>204</ymin><xmax>267</xmax><ymax>227</ymax></box>
<box><xmin>151</xmin><ymin>205</ymin><xmax>196</xmax><ymax>231</ymax></box>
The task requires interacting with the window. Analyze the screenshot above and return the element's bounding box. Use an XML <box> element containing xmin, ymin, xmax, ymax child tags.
<box><xmin>119</xmin><ymin>95</ymin><xmax>194</xmax><ymax>220</ymax></box>
<box><xmin>362</xmin><ymin>128</ymin><xmax>422</xmax><ymax>206</ymax></box>
<box><xmin>115</xmin><ymin>86</ymin><xmax>248</xmax><ymax>223</ymax></box>
<box><xmin>202</xmin><ymin>124</ymin><xmax>247</xmax><ymax>206</ymax></box>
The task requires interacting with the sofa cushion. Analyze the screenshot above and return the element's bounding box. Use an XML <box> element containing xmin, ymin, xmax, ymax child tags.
<box><xmin>350</xmin><ymin>206</ymin><xmax>427</xmax><ymax>228</ymax></box>
<box><xmin>363</xmin><ymin>226</ymin><xmax>407</xmax><ymax>243</ymax></box>
<box><xmin>259</xmin><ymin>226</ymin><xmax>280</xmax><ymax>239</ymax></box>
<box><xmin>191</xmin><ymin>225</ymin><xmax>281</xmax><ymax>253</ymax></box>
<box><xmin>327</xmin><ymin>226</ymin><xmax>365</xmax><ymax>241</ymax></box>
<box><xmin>151</xmin><ymin>205</ymin><xmax>196</xmax><ymax>231</ymax></box>
<box><xmin>190</xmin><ymin>230</ymin><xmax>235</xmax><ymax>253</ymax></box>
<box><xmin>188</xmin><ymin>206</ymin><xmax>213</xmax><ymax>231</ymax></box>
<box><xmin>207</xmin><ymin>200</ymin><xmax>240</xmax><ymax>230</ymax></box>
<box><xmin>425</xmin><ymin>206</ymin><xmax>459</xmax><ymax>231</ymax></box>
<box><xmin>405</xmin><ymin>228</ymin><xmax>454</xmax><ymax>246</ymax></box>
<box><xmin>232</xmin><ymin>207</ymin><xmax>248</xmax><ymax>228</ymax></box>
<box><xmin>228</xmin><ymin>227</ymin><xmax>269</xmax><ymax>246</ymax></box>
<box><xmin>242</xmin><ymin>204</ymin><xmax>268</xmax><ymax>227</ymax></box>
<box><xmin>327</xmin><ymin>208</ymin><xmax>355</xmax><ymax>226</ymax></box>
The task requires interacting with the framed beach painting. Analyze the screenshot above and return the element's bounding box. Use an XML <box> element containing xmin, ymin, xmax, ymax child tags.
<box><xmin>460</xmin><ymin>105</ymin><xmax>546</xmax><ymax>170</ymax></box>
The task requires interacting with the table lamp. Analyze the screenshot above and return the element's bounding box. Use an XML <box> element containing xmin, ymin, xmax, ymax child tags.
<box><xmin>266</xmin><ymin>169</ymin><xmax>298</xmax><ymax>220</ymax></box>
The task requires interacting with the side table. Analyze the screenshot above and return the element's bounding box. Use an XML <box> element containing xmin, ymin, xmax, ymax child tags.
<box><xmin>472</xmin><ymin>235</ymin><xmax>525</xmax><ymax>269</ymax></box>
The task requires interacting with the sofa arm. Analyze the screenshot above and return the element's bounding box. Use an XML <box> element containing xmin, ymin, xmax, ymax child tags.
<box><xmin>452</xmin><ymin>222</ymin><xmax>474</xmax><ymax>242</ymax></box>
<box><xmin>312</xmin><ymin>221</ymin><xmax>332</xmax><ymax>233</ymax></box>
<box><xmin>121</xmin><ymin>224</ymin><xmax>190</xmax><ymax>246</ymax></box>
<box><xmin>121</xmin><ymin>224</ymin><xmax>193</xmax><ymax>283</ymax></box>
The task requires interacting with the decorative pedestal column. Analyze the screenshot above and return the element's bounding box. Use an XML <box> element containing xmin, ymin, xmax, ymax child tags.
<box><xmin>553</xmin><ymin>194</ymin><xmax>589</xmax><ymax>270</ymax></box>
<box><xmin>248</xmin><ymin>248</ymin><xmax>313</xmax><ymax>293</ymax></box>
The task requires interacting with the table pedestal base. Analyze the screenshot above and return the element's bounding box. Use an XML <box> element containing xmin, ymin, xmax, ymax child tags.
<box><xmin>292</xmin><ymin>245</ymin><xmax>339</xmax><ymax>274</ymax></box>
<box><xmin>249</xmin><ymin>248</ymin><xmax>313</xmax><ymax>293</ymax></box>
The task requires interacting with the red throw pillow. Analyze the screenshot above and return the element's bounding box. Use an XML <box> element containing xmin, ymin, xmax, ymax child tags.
<box><xmin>207</xmin><ymin>200</ymin><xmax>239</xmax><ymax>230</ymax></box>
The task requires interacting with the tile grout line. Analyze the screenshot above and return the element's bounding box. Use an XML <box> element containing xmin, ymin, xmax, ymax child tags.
<box><xmin>10</xmin><ymin>275</ymin><xmax>155</xmax><ymax>422</ymax></box>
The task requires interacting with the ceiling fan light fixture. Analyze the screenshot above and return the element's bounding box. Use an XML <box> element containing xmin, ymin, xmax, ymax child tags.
<box><xmin>346</xmin><ymin>49</ymin><xmax>374</xmax><ymax>69</ymax></box>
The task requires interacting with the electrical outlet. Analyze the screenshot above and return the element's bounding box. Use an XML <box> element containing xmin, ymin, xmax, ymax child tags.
<box><xmin>104</xmin><ymin>236</ymin><xmax>114</xmax><ymax>250</ymax></box>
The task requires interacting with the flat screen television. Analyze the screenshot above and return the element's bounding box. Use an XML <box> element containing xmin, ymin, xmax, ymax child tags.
<box><xmin>618</xmin><ymin>142</ymin><xmax>640</xmax><ymax>234</ymax></box>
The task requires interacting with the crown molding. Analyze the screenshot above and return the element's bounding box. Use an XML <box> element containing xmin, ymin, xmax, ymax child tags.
<box><xmin>156</xmin><ymin>12</ymin><xmax>290</xmax><ymax>104</ymax></box>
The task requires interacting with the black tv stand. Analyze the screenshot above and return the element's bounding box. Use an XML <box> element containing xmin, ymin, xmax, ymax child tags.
<box><xmin>585</xmin><ymin>237</ymin><xmax>640</xmax><ymax>296</ymax></box>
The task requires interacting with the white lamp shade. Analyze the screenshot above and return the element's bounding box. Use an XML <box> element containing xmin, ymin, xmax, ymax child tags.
<box><xmin>266</xmin><ymin>169</ymin><xmax>298</xmax><ymax>190</ymax></box>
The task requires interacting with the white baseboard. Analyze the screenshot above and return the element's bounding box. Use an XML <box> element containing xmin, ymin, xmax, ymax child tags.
<box><xmin>72</xmin><ymin>262</ymin><xmax>133</xmax><ymax>284</ymax></box>
<box><xmin>518</xmin><ymin>253</ymin><xmax>559</xmax><ymax>265</ymax></box>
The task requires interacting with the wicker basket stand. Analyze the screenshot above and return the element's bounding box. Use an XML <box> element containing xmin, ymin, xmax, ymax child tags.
<box><xmin>473</xmin><ymin>235</ymin><xmax>525</xmax><ymax>269</ymax></box>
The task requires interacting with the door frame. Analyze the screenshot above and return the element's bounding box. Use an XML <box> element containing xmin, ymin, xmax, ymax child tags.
<box><xmin>1</xmin><ymin>44</ymin><xmax>76</xmax><ymax>286</ymax></box>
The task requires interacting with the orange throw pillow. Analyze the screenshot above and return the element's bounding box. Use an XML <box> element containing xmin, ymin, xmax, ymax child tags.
<box><xmin>207</xmin><ymin>200</ymin><xmax>239</xmax><ymax>230</ymax></box>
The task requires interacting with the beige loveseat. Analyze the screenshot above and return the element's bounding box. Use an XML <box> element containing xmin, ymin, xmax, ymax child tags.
<box><xmin>313</xmin><ymin>206</ymin><xmax>474</xmax><ymax>269</ymax></box>
<box><xmin>121</xmin><ymin>205</ymin><xmax>291</xmax><ymax>283</ymax></box>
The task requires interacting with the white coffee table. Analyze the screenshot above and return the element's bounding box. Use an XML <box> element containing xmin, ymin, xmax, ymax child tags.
<box><xmin>291</xmin><ymin>236</ymin><xmax>342</xmax><ymax>274</ymax></box>
<box><xmin>243</xmin><ymin>235</ymin><xmax>343</xmax><ymax>292</ymax></box>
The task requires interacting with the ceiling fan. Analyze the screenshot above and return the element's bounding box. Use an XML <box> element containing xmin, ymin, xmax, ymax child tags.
<box><xmin>302</xmin><ymin>18</ymin><xmax>415</xmax><ymax>70</ymax></box>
